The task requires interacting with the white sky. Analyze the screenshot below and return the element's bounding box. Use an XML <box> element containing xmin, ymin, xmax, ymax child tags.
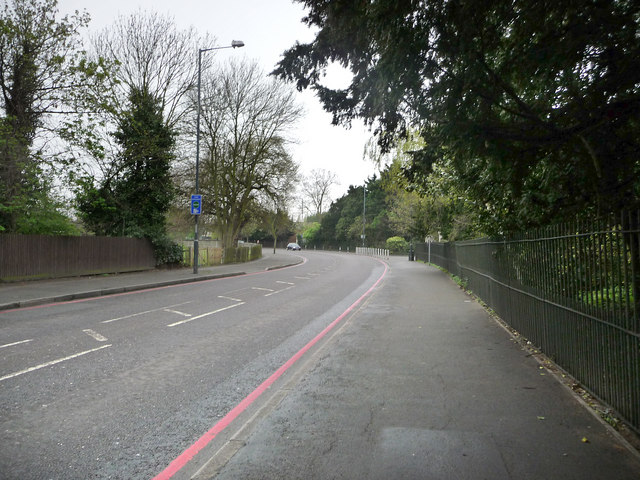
<box><xmin>57</xmin><ymin>0</ymin><xmax>378</xmax><ymax>203</ymax></box>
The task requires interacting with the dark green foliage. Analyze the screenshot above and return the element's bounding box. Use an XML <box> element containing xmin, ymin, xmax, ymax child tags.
<box><xmin>301</xmin><ymin>221</ymin><xmax>321</xmax><ymax>246</ymax></box>
<box><xmin>111</xmin><ymin>87</ymin><xmax>176</xmax><ymax>237</ymax></box>
<box><xmin>0</xmin><ymin>0</ymin><xmax>101</xmax><ymax>234</ymax></box>
<box><xmin>314</xmin><ymin>177</ymin><xmax>393</xmax><ymax>249</ymax></box>
<box><xmin>75</xmin><ymin>87</ymin><xmax>179</xmax><ymax>264</ymax></box>
<box><xmin>0</xmin><ymin>118</ymin><xmax>79</xmax><ymax>234</ymax></box>
<box><xmin>149</xmin><ymin>234</ymin><xmax>183</xmax><ymax>265</ymax></box>
<box><xmin>276</xmin><ymin>0</ymin><xmax>640</xmax><ymax>233</ymax></box>
<box><xmin>316</xmin><ymin>185</ymin><xmax>362</xmax><ymax>247</ymax></box>
<box><xmin>386</xmin><ymin>236</ymin><xmax>408</xmax><ymax>254</ymax></box>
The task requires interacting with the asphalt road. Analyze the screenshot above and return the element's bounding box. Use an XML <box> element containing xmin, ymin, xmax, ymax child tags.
<box><xmin>0</xmin><ymin>251</ymin><xmax>386</xmax><ymax>479</ymax></box>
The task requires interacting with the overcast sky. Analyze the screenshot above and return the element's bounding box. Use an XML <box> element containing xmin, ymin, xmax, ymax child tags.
<box><xmin>57</xmin><ymin>0</ymin><xmax>378</xmax><ymax>205</ymax></box>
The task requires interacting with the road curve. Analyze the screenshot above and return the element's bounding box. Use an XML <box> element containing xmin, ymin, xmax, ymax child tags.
<box><xmin>0</xmin><ymin>251</ymin><xmax>386</xmax><ymax>480</ymax></box>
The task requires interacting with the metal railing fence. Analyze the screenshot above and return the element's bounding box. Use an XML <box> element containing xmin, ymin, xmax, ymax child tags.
<box><xmin>414</xmin><ymin>210</ymin><xmax>640</xmax><ymax>433</ymax></box>
<box><xmin>181</xmin><ymin>244</ymin><xmax>262</xmax><ymax>267</ymax></box>
<box><xmin>355</xmin><ymin>247</ymin><xmax>390</xmax><ymax>259</ymax></box>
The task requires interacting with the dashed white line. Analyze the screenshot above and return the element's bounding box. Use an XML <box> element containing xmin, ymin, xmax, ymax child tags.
<box><xmin>164</xmin><ymin>309</ymin><xmax>192</xmax><ymax>317</ymax></box>
<box><xmin>251</xmin><ymin>287</ymin><xmax>274</xmax><ymax>292</ymax></box>
<box><xmin>0</xmin><ymin>339</ymin><xmax>33</xmax><ymax>349</ymax></box>
<box><xmin>102</xmin><ymin>302</ymin><xmax>192</xmax><ymax>323</ymax></box>
<box><xmin>276</xmin><ymin>281</ymin><xmax>295</xmax><ymax>285</ymax></box>
<box><xmin>167</xmin><ymin>302</ymin><xmax>245</xmax><ymax>327</ymax></box>
<box><xmin>0</xmin><ymin>344</ymin><xmax>112</xmax><ymax>382</ymax></box>
<box><xmin>83</xmin><ymin>329</ymin><xmax>108</xmax><ymax>342</ymax></box>
<box><xmin>264</xmin><ymin>286</ymin><xmax>296</xmax><ymax>297</ymax></box>
<box><xmin>218</xmin><ymin>295</ymin><xmax>243</xmax><ymax>302</ymax></box>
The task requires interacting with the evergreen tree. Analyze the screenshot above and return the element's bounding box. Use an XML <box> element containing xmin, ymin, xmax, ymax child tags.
<box><xmin>76</xmin><ymin>87</ymin><xmax>179</xmax><ymax>262</ymax></box>
<box><xmin>315</xmin><ymin>177</ymin><xmax>392</xmax><ymax>249</ymax></box>
<box><xmin>275</xmin><ymin>0</ymin><xmax>640</xmax><ymax>231</ymax></box>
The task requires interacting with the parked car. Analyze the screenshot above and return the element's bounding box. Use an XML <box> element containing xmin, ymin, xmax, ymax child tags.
<box><xmin>287</xmin><ymin>242</ymin><xmax>301</xmax><ymax>251</ymax></box>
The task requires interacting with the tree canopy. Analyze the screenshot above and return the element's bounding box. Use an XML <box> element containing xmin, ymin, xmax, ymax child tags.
<box><xmin>0</xmin><ymin>0</ymin><xmax>106</xmax><ymax>233</ymax></box>
<box><xmin>195</xmin><ymin>59</ymin><xmax>301</xmax><ymax>247</ymax></box>
<box><xmin>275</xmin><ymin>0</ymin><xmax>640</xmax><ymax>233</ymax></box>
<box><xmin>74</xmin><ymin>86</ymin><xmax>179</xmax><ymax>262</ymax></box>
<box><xmin>311</xmin><ymin>176</ymin><xmax>392</xmax><ymax>249</ymax></box>
<box><xmin>91</xmin><ymin>11</ymin><xmax>207</xmax><ymax>131</ymax></box>
<box><xmin>301</xmin><ymin>168</ymin><xmax>338</xmax><ymax>216</ymax></box>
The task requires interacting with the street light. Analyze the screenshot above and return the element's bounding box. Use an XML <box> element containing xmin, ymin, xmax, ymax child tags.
<box><xmin>193</xmin><ymin>40</ymin><xmax>244</xmax><ymax>274</ymax></box>
<box><xmin>359</xmin><ymin>184</ymin><xmax>366</xmax><ymax>248</ymax></box>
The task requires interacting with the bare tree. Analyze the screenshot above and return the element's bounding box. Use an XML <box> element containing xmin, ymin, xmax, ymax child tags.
<box><xmin>197</xmin><ymin>58</ymin><xmax>302</xmax><ymax>247</ymax></box>
<box><xmin>301</xmin><ymin>168</ymin><xmax>338</xmax><ymax>216</ymax></box>
<box><xmin>67</xmin><ymin>10</ymin><xmax>214</xmax><ymax>185</ymax></box>
<box><xmin>92</xmin><ymin>10</ymin><xmax>210</xmax><ymax>130</ymax></box>
<box><xmin>68</xmin><ymin>9</ymin><xmax>216</xmax><ymax>229</ymax></box>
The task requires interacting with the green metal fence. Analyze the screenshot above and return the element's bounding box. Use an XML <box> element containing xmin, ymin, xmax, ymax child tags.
<box><xmin>415</xmin><ymin>211</ymin><xmax>640</xmax><ymax>433</ymax></box>
<box><xmin>181</xmin><ymin>244</ymin><xmax>262</xmax><ymax>267</ymax></box>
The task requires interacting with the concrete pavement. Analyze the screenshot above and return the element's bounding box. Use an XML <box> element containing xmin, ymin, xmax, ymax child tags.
<box><xmin>0</xmin><ymin>251</ymin><xmax>303</xmax><ymax>311</ymax></box>
<box><xmin>201</xmin><ymin>256</ymin><xmax>640</xmax><ymax>479</ymax></box>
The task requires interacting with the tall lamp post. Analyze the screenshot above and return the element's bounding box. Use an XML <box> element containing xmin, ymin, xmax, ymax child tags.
<box><xmin>193</xmin><ymin>40</ymin><xmax>244</xmax><ymax>274</ymax></box>
<box><xmin>362</xmin><ymin>184</ymin><xmax>366</xmax><ymax>247</ymax></box>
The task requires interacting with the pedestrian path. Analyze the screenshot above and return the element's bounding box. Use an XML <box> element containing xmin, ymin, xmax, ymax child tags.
<box><xmin>0</xmin><ymin>251</ymin><xmax>302</xmax><ymax>311</ymax></box>
<box><xmin>202</xmin><ymin>256</ymin><xmax>640</xmax><ymax>479</ymax></box>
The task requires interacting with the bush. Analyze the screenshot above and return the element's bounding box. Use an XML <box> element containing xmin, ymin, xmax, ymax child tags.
<box><xmin>150</xmin><ymin>234</ymin><xmax>184</xmax><ymax>266</ymax></box>
<box><xmin>386</xmin><ymin>236</ymin><xmax>408</xmax><ymax>254</ymax></box>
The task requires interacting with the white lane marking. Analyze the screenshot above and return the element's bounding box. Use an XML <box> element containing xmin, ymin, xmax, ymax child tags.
<box><xmin>167</xmin><ymin>302</ymin><xmax>245</xmax><ymax>327</ymax></box>
<box><xmin>251</xmin><ymin>287</ymin><xmax>274</xmax><ymax>292</ymax></box>
<box><xmin>0</xmin><ymin>344</ymin><xmax>112</xmax><ymax>382</ymax></box>
<box><xmin>264</xmin><ymin>285</ymin><xmax>296</xmax><ymax>297</ymax></box>
<box><xmin>218</xmin><ymin>295</ymin><xmax>243</xmax><ymax>302</ymax></box>
<box><xmin>0</xmin><ymin>339</ymin><xmax>33</xmax><ymax>350</ymax></box>
<box><xmin>102</xmin><ymin>302</ymin><xmax>192</xmax><ymax>324</ymax></box>
<box><xmin>164</xmin><ymin>309</ymin><xmax>192</xmax><ymax>317</ymax></box>
<box><xmin>294</xmin><ymin>276</ymin><xmax>311</xmax><ymax>280</ymax></box>
<box><xmin>276</xmin><ymin>281</ymin><xmax>295</xmax><ymax>285</ymax></box>
<box><xmin>82</xmin><ymin>329</ymin><xmax>108</xmax><ymax>342</ymax></box>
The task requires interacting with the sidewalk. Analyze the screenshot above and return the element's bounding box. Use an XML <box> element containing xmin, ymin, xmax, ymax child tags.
<box><xmin>200</xmin><ymin>256</ymin><xmax>640</xmax><ymax>480</ymax></box>
<box><xmin>0</xmin><ymin>251</ymin><xmax>302</xmax><ymax>311</ymax></box>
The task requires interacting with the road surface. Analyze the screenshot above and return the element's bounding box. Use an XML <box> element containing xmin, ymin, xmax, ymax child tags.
<box><xmin>0</xmin><ymin>251</ymin><xmax>385</xmax><ymax>479</ymax></box>
<box><xmin>2</xmin><ymin>251</ymin><xmax>639</xmax><ymax>480</ymax></box>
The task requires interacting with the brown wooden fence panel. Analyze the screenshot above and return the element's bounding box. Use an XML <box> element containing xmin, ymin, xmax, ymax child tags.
<box><xmin>0</xmin><ymin>234</ymin><xmax>155</xmax><ymax>281</ymax></box>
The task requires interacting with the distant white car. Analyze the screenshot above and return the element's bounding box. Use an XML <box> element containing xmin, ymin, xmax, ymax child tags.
<box><xmin>287</xmin><ymin>242</ymin><xmax>301</xmax><ymax>251</ymax></box>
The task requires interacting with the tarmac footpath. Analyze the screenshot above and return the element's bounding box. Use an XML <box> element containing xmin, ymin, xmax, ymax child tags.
<box><xmin>0</xmin><ymin>251</ymin><xmax>303</xmax><ymax>311</ymax></box>
<box><xmin>193</xmin><ymin>255</ymin><xmax>640</xmax><ymax>480</ymax></box>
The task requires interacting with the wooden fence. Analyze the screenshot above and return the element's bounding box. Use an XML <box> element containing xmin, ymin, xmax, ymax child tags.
<box><xmin>0</xmin><ymin>234</ymin><xmax>155</xmax><ymax>282</ymax></box>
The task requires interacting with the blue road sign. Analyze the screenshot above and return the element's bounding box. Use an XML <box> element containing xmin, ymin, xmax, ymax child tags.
<box><xmin>190</xmin><ymin>194</ymin><xmax>202</xmax><ymax>215</ymax></box>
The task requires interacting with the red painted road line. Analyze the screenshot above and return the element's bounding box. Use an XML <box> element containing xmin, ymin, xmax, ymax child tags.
<box><xmin>152</xmin><ymin>259</ymin><xmax>389</xmax><ymax>480</ymax></box>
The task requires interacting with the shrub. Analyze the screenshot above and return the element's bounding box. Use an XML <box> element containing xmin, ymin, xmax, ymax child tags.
<box><xmin>150</xmin><ymin>234</ymin><xmax>184</xmax><ymax>266</ymax></box>
<box><xmin>386</xmin><ymin>236</ymin><xmax>408</xmax><ymax>254</ymax></box>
